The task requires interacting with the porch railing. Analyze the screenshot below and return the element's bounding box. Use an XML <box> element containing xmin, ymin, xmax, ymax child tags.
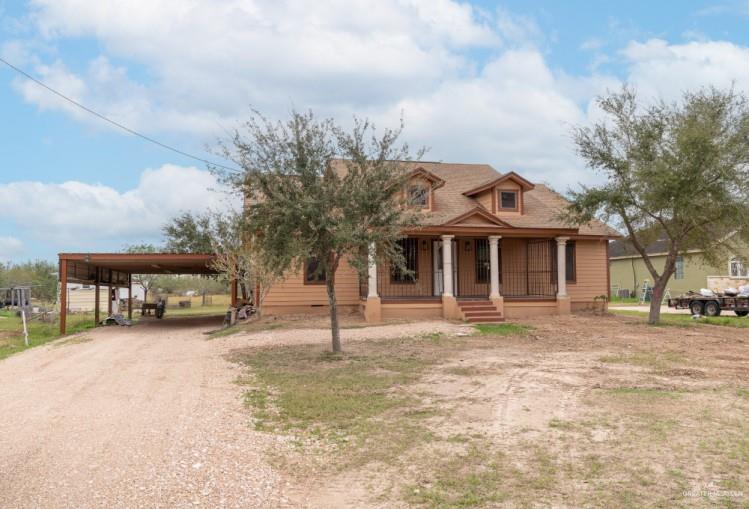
<box><xmin>501</xmin><ymin>239</ymin><xmax>558</xmax><ymax>298</ymax></box>
<box><xmin>362</xmin><ymin>237</ymin><xmax>559</xmax><ymax>300</ymax></box>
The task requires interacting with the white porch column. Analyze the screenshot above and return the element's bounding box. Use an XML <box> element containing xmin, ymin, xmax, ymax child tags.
<box><xmin>367</xmin><ymin>242</ymin><xmax>378</xmax><ymax>298</ymax></box>
<box><xmin>488</xmin><ymin>236</ymin><xmax>501</xmax><ymax>299</ymax></box>
<box><xmin>441</xmin><ymin>235</ymin><xmax>454</xmax><ymax>297</ymax></box>
<box><xmin>556</xmin><ymin>237</ymin><xmax>569</xmax><ymax>297</ymax></box>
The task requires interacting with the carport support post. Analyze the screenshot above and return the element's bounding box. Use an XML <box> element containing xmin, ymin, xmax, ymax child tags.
<box><xmin>127</xmin><ymin>275</ymin><xmax>133</xmax><ymax>320</ymax></box>
<box><xmin>107</xmin><ymin>286</ymin><xmax>113</xmax><ymax>316</ymax></box>
<box><xmin>94</xmin><ymin>268</ymin><xmax>100</xmax><ymax>326</ymax></box>
<box><xmin>59</xmin><ymin>258</ymin><xmax>68</xmax><ymax>335</ymax></box>
<box><xmin>230</xmin><ymin>279</ymin><xmax>238</xmax><ymax>308</ymax></box>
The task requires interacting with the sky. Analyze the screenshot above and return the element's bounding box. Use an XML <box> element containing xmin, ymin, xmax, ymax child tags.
<box><xmin>3</xmin><ymin>0</ymin><xmax>749</xmax><ymax>262</ymax></box>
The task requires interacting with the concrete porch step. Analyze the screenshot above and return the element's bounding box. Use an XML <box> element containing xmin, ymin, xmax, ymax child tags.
<box><xmin>459</xmin><ymin>305</ymin><xmax>496</xmax><ymax>312</ymax></box>
<box><xmin>463</xmin><ymin>309</ymin><xmax>503</xmax><ymax>316</ymax></box>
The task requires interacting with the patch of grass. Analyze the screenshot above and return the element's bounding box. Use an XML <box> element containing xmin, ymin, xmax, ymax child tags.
<box><xmin>0</xmin><ymin>310</ymin><xmax>95</xmax><ymax>360</ymax></box>
<box><xmin>599</xmin><ymin>351</ymin><xmax>687</xmax><ymax>373</ymax></box>
<box><xmin>472</xmin><ymin>323</ymin><xmax>533</xmax><ymax>336</ymax></box>
<box><xmin>548</xmin><ymin>418</ymin><xmax>576</xmax><ymax>430</ymax></box>
<box><xmin>736</xmin><ymin>388</ymin><xmax>749</xmax><ymax>399</ymax></box>
<box><xmin>162</xmin><ymin>304</ymin><xmax>228</xmax><ymax>318</ymax></box>
<box><xmin>405</xmin><ymin>443</ymin><xmax>560</xmax><ymax>508</ymax></box>
<box><xmin>605</xmin><ymin>386</ymin><xmax>683</xmax><ymax>399</ymax></box>
<box><xmin>444</xmin><ymin>365</ymin><xmax>482</xmax><ymax>376</ymax></box>
<box><xmin>611</xmin><ymin>309</ymin><xmax>749</xmax><ymax>328</ymax></box>
<box><xmin>208</xmin><ymin>321</ymin><xmax>284</xmax><ymax>338</ymax></box>
<box><xmin>53</xmin><ymin>335</ymin><xmax>94</xmax><ymax>347</ymax></box>
<box><xmin>231</xmin><ymin>336</ymin><xmax>465</xmax><ymax>467</ymax></box>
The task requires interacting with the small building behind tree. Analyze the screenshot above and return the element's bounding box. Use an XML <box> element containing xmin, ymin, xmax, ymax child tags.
<box><xmin>609</xmin><ymin>236</ymin><xmax>749</xmax><ymax>298</ymax></box>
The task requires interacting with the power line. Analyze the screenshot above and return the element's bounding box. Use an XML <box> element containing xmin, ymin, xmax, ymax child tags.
<box><xmin>0</xmin><ymin>56</ymin><xmax>241</xmax><ymax>173</ymax></box>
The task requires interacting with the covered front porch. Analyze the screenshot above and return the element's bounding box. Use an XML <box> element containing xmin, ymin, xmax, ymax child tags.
<box><xmin>361</xmin><ymin>235</ymin><xmax>572</xmax><ymax>321</ymax></box>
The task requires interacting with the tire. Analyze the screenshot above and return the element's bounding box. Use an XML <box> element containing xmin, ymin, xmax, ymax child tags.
<box><xmin>689</xmin><ymin>300</ymin><xmax>704</xmax><ymax>316</ymax></box>
<box><xmin>735</xmin><ymin>310</ymin><xmax>749</xmax><ymax>317</ymax></box>
<box><xmin>704</xmin><ymin>300</ymin><xmax>721</xmax><ymax>317</ymax></box>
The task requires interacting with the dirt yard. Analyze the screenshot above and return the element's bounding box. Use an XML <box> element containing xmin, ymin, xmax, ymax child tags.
<box><xmin>229</xmin><ymin>313</ymin><xmax>749</xmax><ymax>508</ymax></box>
<box><xmin>1</xmin><ymin>312</ymin><xmax>748</xmax><ymax>508</ymax></box>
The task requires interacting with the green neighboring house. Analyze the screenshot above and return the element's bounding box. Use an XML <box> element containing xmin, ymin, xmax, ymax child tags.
<box><xmin>609</xmin><ymin>238</ymin><xmax>749</xmax><ymax>298</ymax></box>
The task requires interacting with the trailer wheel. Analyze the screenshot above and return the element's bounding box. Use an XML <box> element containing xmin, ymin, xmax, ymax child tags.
<box><xmin>689</xmin><ymin>300</ymin><xmax>704</xmax><ymax>315</ymax></box>
<box><xmin>704</xmin><ymin>300</ymin><xmax>721</xmax><ymax>317</ymax></box>
<box><xmin>735</xmin><ymin>310</ymin><xmax>749</xmax><ymax>317</ymax></box>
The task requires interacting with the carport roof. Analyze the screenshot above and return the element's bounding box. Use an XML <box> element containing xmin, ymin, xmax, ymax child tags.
<box><xmin>58</xmin><ymin>252</ymin><xmax>219</xmax><ymax>277</ymax></box>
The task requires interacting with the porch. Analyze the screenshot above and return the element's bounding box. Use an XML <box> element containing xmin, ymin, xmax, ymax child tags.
<box><xmin>360</xmin><ymin>235</ymin><xmax>573</xmax><ymax>321</ymax></box>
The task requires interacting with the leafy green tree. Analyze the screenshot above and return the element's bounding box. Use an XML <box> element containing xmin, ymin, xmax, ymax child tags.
<box><xmin>219</xmin><ymin>111</ymin><xmax>421</xmax><ymax>352</ymax></box>
<box><xmin>0</xmin><ymin>260</ymin><xmax>57</xmax><ymax>303</ymax></box>
<box><xmin>163</xmin><ymin>212</ymin><xmax>213</xmax><ymax>253</ymax></box>
<box><xmin>566</xmin><ymin>87</ymin><xmax>749</xmax><ymax>324</ymax></box>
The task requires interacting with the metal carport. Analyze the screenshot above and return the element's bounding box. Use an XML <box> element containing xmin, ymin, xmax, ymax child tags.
<box><xmin>57</xmin><ymin>253</ymin><xmax>238</xmax><ymax>334</ymax></box>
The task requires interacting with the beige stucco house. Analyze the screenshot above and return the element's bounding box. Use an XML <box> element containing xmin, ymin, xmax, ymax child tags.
<box><xmin>261</xmin><ymin>161</ymin><xmax>617</xmax><ymax>323</ymax></box>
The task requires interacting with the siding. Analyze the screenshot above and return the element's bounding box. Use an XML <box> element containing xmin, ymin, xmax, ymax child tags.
<box><xmin>264</xmin><ymin>257</ymin><xmax>361</xmax><ymax>308</ymax></box>
<box><xmin>567</xmin><ymin>239</ymin><xmax>608</xmax><ymax>302</ymax></box>
<box><xmin>609</xmin><ymin>252</ymin><xmax>720</xmax><ymax>297</ymax></box>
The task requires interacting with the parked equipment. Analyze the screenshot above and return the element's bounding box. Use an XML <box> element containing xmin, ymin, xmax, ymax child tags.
<box><xmin>668</xmin><ymin>289</ymin><xmax>749</xmax><ymax>317</ymax></box>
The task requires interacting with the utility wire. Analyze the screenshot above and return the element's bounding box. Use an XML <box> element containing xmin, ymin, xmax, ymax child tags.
<box><xmin>0</xmin><ymin>57</ymin><xmax>241</xmax><ymax>173</ymax></box>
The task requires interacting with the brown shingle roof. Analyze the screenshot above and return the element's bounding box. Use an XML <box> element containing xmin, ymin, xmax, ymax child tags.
<box><xmin>332</xmin><ymin>159</ymin><xmax>618</xmax><ymax>237</ymax></box>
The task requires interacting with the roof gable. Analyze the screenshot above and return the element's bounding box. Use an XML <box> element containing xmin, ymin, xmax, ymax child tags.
<box><xmin>462</xmin><ymin>171</ymin><xmax>535</xmax><ymax>197</ymax></box>
<box><xmin>409</xmin><ymin>167</ymin><xmax>446</xmax><ymax>189</ymax></box>
<box><xmin>443</xmin><ymin>207</ymin><xmax>514</xmax><ymax>227</ymax></box>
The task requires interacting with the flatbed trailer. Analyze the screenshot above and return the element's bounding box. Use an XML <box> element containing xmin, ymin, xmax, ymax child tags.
<box><xmin>668</xmin><ymin>293</ymin><xmax>749</xmax><ymax>317</ymax></box>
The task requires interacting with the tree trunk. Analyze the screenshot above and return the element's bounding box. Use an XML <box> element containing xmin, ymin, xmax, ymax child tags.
<box><xmin>648</xmin><ymin>279</ymin><xmax>667</xmax><ymax>325</ymax></box>
<box><xmin>201</xmin><ymin>290</ymin><xmax>207</xmax><ymax>306</ymax></box>
<box><xmin>326</xmin><ymin>272</ymin><xmax>341</xmax><ymax>353</ymax></box>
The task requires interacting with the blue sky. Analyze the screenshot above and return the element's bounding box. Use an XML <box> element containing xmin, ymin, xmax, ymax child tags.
<box><xmin>3</xmin><ymin>0</ymin><xmax>749</xmax><ymax>262</ymax></box>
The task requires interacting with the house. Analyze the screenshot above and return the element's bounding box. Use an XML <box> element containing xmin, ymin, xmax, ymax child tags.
<box><xmin>609</xmin><ymin>237</ymin><xmax>749</xmax><ymax>297</ymax></box>
<box><xmin>261</xmin><ymin>161</ymin><xmax>618</xmax><ymax>322</ymax></box>
<box><xmin>64</xmin><ymin>283</ymin><xmax>144</xmax><ymax>312</ymax></box>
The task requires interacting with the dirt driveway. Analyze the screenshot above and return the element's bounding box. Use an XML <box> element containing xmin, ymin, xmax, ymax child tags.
<box><xmin>0</xmin><ymin>315</ymin><xmax>462</xmax><ymax>509</ymax></box>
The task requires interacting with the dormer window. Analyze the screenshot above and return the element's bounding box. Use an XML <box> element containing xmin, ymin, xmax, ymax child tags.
<box><xmin>408</xmin><ymin>184</ymin><xmax>429</xmax><ymax>208</ymax></box>
<box><xmin>499</xmin><ymin>190</ymin><xmax>518</xmax><ymax>211</ymax></box>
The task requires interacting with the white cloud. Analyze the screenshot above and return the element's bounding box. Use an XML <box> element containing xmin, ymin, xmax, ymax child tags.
<box><xmin>18</xmin><ymin>0</ymin><xmax>498</xmax><ymax>135</ymax></box>
<box><xmin>375</xmin><ymin>49</ymin><xmax>590</xmax><ymax>185</ymax></box>
<box><xmin>622</xmin><ymin>39</ymin><xmax>749</xmax><ymax>102</ymax></box>
<box><xmin>0</xmin><ymin>237</ymin><xmax>24</xmax><ymax>262</ymax></box>
<box><xmin>0</xmin><ymin>165</ymin><xmax>236</xmax><ymax>248</ymax></box>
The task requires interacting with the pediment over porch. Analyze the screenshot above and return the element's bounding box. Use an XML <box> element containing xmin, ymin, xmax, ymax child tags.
<box><xmin>442</xmin><ymin>207</ymin><xmax>514</xmax><ymax>228</ymax></box>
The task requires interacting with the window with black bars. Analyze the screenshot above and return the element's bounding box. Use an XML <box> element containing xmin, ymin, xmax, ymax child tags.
<box><xmin>391</xmin><ymin>238</ymin><xmax>419</xmax><ymax>283</ymax></box>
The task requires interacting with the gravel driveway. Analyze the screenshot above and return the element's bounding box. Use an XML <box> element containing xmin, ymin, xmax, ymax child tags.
<box><xmin>0</xmin><ymin>315</ymin><xmax>466</xmax><ymax>508</ymax></box>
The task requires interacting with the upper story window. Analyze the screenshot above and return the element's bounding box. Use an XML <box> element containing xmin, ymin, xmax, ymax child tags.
<box><xmin>674</xmin><ymin>255</ymin><xmax>685</xmax><ymax>280</ymax></box>
<box><xmin>408</xmin><ymin>184</ymin><xmax>429</xmax><ymax>208</ymax></box>
<box><xmin>304</xmin><ymin>257</ymin><xmax>326</xmax><ymax>285</ymax></box>
<box><xmin>499</xmin><ymin>190</ymin><xmax>518</xmax><ymax>211</ymax></box>
<box><xmin>730</xmin><ymin>257</ymin><xmax>749</xmax><ymax>278</ymax></box>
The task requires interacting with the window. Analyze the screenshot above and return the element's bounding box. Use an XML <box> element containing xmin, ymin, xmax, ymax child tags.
<box><xmin>475</xmin><ymin>239</ymin><xmax>489</xmax><ymax>283</ymax></box>
<box><xmin>566</xmin><ymin>241</ymin><xmax>576</xmax><ymax>282</ymax></box>
<box><xmin>674</xmin><ymin>256</ymin><xmax>685</xmax><ymax>280</ymax></box>
<box><xmin>730</xmin><ymin>257</ymin><xmax>749</xmax><ymax>278</ymax></box>
<box><xmin>304</xmin><ymin>257</ymin><xmax>326</xmax><ymax>284</ymax></box>
<box><xmin>391</xmin><ymin>238</ymin><xmax>419</xmax><ymax>283</ymax></box>
<box><xmin>499</xmin><ymin>190</ymin><xmax>518</xmax><ymax>210</ymax></box>
<box><xmin>408</xmin><ymin>185</ymin><xmax>429</xmax><ymax>208</ymax></box>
